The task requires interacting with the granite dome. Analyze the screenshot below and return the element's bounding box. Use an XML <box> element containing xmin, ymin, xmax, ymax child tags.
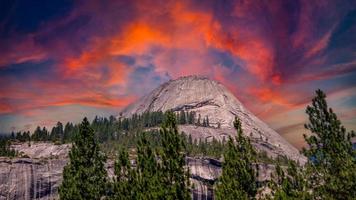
<box><xmin>120</xmin><ymin>76</ymin><xmax>305</xmax><ymax>163</ymax></box>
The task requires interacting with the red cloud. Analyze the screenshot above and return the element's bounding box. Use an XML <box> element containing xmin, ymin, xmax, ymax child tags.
<box><xmin>1</xmin><ymin>0</ymin><xmax>354</xmax><ymax>138</ymax></box>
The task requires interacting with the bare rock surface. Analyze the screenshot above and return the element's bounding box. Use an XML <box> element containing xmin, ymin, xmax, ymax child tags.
<box><xmin>0</xmin><ymin>143</ymin><xmax>70</xmax><ymax>200</ymax></box>
<box><xmin>1</xmin><ymin>143</ymin><xmax>278</xmax><ymax>200</ymax></box>
<box><xmin>0</xmin><ymin>157</ymin><xmax>67</xmax><ymax>200</ymax></box>
<box><xmin>11</xmin><ymin>142</ymin><xmax>70</xmax><ymax>159</ymax></box>
<box><xmin>121</xmin><ymin>76</ymin><xmax>306</xmax><ymax>163</ymax></box>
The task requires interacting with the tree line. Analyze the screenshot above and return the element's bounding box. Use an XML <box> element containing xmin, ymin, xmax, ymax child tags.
<box><xmin>7</xmin><ymin>110</ymin><xmax>211</xmax><ymax>145</ymax></box>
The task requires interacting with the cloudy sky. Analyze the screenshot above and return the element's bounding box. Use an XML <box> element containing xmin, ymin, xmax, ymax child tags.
<box><xmin>0</xmin><ymin>0</ymin><xmax>355</xmax><ymax>148</ymax></box>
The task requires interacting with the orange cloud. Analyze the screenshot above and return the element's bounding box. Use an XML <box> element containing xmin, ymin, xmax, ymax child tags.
<box><xmin>63</xmin><ymin>1</ymin><xmax>216</xmax><ymax>82</ymax></box>
<box><xmin>250</xmin><ymin>87</ymin><xmax>296</xmax><ymax>108</ymax></box>
<box><xmin>0</xmin><ymin>92</ymin><xmax>136</xmax><ymax>115</ymax></box>
<box><xmin>207</xmin><ymin>29</ymin><xmax>275</xmax><ymax>81</ymax></box>
<box><xmin>51</xmin><ymin>95</ymin><xmax>136</xmax><ymax>107</ymax></box>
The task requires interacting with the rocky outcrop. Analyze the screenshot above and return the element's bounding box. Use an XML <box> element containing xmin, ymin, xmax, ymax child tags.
<box><xmin>0</xmin><ymin>143</ymin><xmax>278</xmax><ymax>200</ymax></box>
<box><xmin>120</xmin><ymin>76</ymin><xmax>306</xmax><ymax>163</ymax></box>
<box><xmin>0</xmin><ymin>157</ymin><xmax>67</xmax><ymax>200</ymax></box>
<box><xmin>11</xmin><ymin>142</ymin><xmax>71</xmax><ymax>159</ymax></box>
<box><xmin>0</xmin><ymin>143</ymin><xmax>70</xmax><ymax>200</ymax></box>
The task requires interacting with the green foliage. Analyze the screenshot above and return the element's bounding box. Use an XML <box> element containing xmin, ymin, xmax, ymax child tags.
<box><xmin>63</xmin><ymin>122</ymin><xmax>77</xmax><ymax>143</ymax></box>
<box><xmin>302</xmin><ymin>89</ymin><xmax>356</xmax><ymax>199</ymax></box>
<box><xmin>13</xmin><ymin>131</ymin><xmax>31</xmax><ymax>142</ymax></box>
<box><xmin>31</xmin><ymin>126</ymin><xmax>49</xmax><ymax>141</ymax></box>
<box><xmin>59</xmin><ymin>117</ymin><xmax>107</xmax><ymax>200</ymax></box>
<box><xmin>135</xmin><ymin>133</ymin><xmax>163</xmax><ymax>199</ymax></box>
<box><xmin>186</xmin><ymin>136</ymin><xmax>225</xmax><ymax>158</ymax></box>
<box><xmin>0</xmin><ymin>137</ymin><xmax>17</xmax><ymax>157</ymax></box>
<box><xmin>159</xmin><ymin>111</ymin><xmax>191</xmax><ymax>200</ymax></box>
<box><xmin>110</xmin><ymin>148</ymin><xmax>135</xmax><ymax>200</ymax></box>
<box><xmin>111</xmin><ymin>111</ymin><xmax>190</xmax><ymax>200</ymax></box>
<box><xmin>215</xmin><ymin>118</ymin><xmax>257</xmax><ymax>200</ymax></box>
<box><xmin>271</xmin><ymin>160</ymin><xmax>310</xmax><ymax>200</ymax></box>
<box><xmin>112</xmin><ymin>133</ymin><xmax>163</xmax><ymax>200</ymax></box>
<box><xmin>13</xmin><ymin>110</ymin><xmax>213</xmax><ymax>148</ymax></box>
<box><xmin>50</xmin><ymin>122</ymin><xmax>64</xmax><ymax>143</ymax></box>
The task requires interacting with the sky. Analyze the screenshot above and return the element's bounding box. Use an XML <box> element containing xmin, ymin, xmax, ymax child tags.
<box><xmin>0</xmin><ymin>0</ymin><xmax>355</xmax><ymax>149</ymax></box>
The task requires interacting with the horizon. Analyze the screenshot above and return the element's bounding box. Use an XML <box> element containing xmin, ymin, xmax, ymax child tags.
<box><xmin>1</xmin><ymin>0</ymin><xmax>356</xmax><ymax>149</ymax></box>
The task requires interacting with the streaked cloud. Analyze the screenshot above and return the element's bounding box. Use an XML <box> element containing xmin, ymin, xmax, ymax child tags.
<box><xmin>0</xmin><ymin>0</ymin><xmax>355</xmax><ymax>148</ymax></box>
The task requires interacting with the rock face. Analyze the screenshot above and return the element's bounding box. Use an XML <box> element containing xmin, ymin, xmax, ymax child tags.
<box><xmin>0</xmin><ymin>143</ymin><xmax>277</xmax><ymax>200</ymax></box>
<box><xmin>120</xmin><ymin>76</ymin><xmax>305</xmax><ymax>163</ymax></box>
<box><xmin>11</xmin><ymin>142</ymin><xmax>71</xmax><ymax>159</ymax></box>
<box><xmin>0</xmin><ymin>143</ymin><xmax>69</xmax><ymax>200</ymax></box>
<box><xmin>0</xmin><ymin>157</ymin><xmax>67</xmax><ymax>200</ymax></box>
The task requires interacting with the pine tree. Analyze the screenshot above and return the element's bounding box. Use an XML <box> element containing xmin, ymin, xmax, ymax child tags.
<box><xmin>0</xmin><ymin>138</ymin><xmax>16</xmax><ymax>157</ymax></box>
<box><xmin>111</xmin><ymin>148</ymin><xmax>135</xmax><ymax>200</ymax></box>
<box><xmin>111</xmin><ymin>112</ymin><xmax>190</xmax><ymax>199</ymax></box>
<box><xmin>32</xmin><ymin>126</ymin><xmax>49</xmax><ymax>141</ymax></box>
<box><xmin>50</xmin><ymin>121</ymin><xmax>64</xmax><ymax>142</ymax></box>
<box><xmin>59</xmin><ymin>117</ymin><xmax>107</xmax><ymax>200</ymax></box>
<box><xmin>159</xmin><ymin>111</ymin><xmax>190</xmax><ymax>200</ymax></box>
<box><xmin>272</xmin><ymin>160</ymin><xmax>310</xmax><ymax>200</ymax></box>
<box><xmin>135</xmin><ymin>133</ymin><xmax>162</xmax><ymax>199</ymax></box>
<box><xmin>63</xmin><ymin>122</ymin><xmax>75</xmax><ymax>142</ymax></box>
<box><xmin>302</xmin><ymin>89</ymin><xmax>356</xmax><ymax>199</ymax></box>
<box><xmin>215</xmin><ymin>117</ymin><xmax>257</xmax><ymax>200</ymax></box>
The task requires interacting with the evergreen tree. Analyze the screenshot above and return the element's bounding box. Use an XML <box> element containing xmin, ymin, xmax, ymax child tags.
<box><xmin>59</xmin><ymin>117</ymin><xmax>107</xmax><ymax>200</ymax></box>
<box><xmin>135</xmin><ymin>133</ymin><xmax>162</xmax><ymax>199</ymax></box>
<box><xmin>215</xmin><ymin>118</ymin><xmax>257</xmax><ymax>200</ymax></box>
<box><xmin>50</xmin><ymin>121</ymin><xmax>64</xmax><ymax>142</ymax></box>
<box><xmin>63</xmin><ymin>122</ymin><xmax>75</xmax><ymax>142</ymax></box>
<box><xmin>0</xmin><ymin>137</ymin><xmax>16</xmax><ymax>157</ymax></box>
<box><xmin>159</xmin><ymin>111</ymin><xmax>190</xmax><ymax>200</ymax></box>
<box><xmin>302</xmin><ymin>89</ymin><xmax>356</xmax><ymax>199</ymax></box>
<box><xmin>31</xmin><ymin>126</ymin><xmax>49</xmax><ymax>141</ymax></box>
<box><xmin>111</xmin><ymin>112</ymin><xmax>190</xmax><ymax>199</ymax></box>
<box><xmin>271</xmin><ymin>160</ymin><xmax>310</xmax><ymax>200</ymax></box>
<box><xmin>111</xmin><ymin>148</ymin><xmax>135</xmax><ymax>200</ymax></box>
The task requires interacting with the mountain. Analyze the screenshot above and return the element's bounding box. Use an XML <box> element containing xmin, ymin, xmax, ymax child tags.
<box><xmin>120</xmin><ymin>75</ymin><xmax>305</xmax><ymax>163</ymax></box>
